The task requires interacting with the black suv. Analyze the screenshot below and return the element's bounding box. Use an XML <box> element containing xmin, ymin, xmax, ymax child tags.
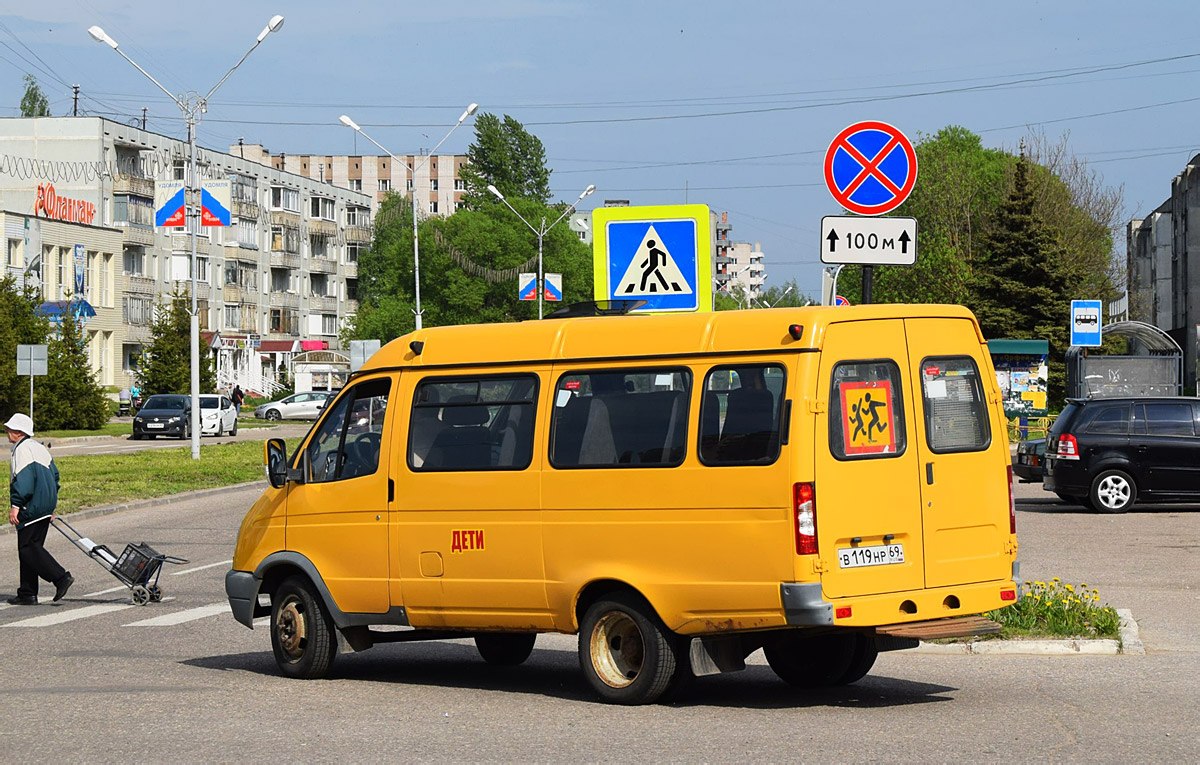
<box><xmin>1044</xmin><ymin>397</ymin><xmax>1200</xmax><ymax>512</ymax></box>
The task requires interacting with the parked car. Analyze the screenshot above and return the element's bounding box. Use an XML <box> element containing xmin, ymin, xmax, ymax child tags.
<box><xmin>132</xmin><ymin>394</ymin><xmax>190</xmax><ymax>440</ymax></box>
<box><xmin>254</xmin><ymin>391</ymin><xmax>333</xmax><ymax>421</ymax></box>
<box><xmin>1044</xmin><ymin>396</ymin><xmax>1200</xmax><ymax>512</ymax></box>
<box><xmin>199</xmin><ymin>394</ymin><xmax>239</xmax><ymax>436</ymax></box>
<box><xmin>1012</xmin><ymin>438</ymin><xmax>1046</xmax><ymax>482</ymax></box>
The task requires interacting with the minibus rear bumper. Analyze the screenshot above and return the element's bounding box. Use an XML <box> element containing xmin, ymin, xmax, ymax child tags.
<box><xmin>781</xmin><ymin>575</ymin><xmax>1019</xmax><ymax>628</ymax></box>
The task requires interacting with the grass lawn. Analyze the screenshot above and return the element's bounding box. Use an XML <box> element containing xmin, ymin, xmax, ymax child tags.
<box><xmin>55</xmin><ymin>439</ymin><xmax>299</xmax><ymax>514</ymax></box>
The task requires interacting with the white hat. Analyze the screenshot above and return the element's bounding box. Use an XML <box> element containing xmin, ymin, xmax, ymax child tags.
<box><xmin>4</xmin><ymin>413</ymin><xmax>33</xmax><ymax>436</ymax></box>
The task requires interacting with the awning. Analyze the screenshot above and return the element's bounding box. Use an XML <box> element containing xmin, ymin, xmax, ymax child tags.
<box><xmin>37</xmin><ymin>299</ymin><xmax>96</xmax><ymax>320</ymax></box>
<box><xmin>259</xmin><ymin>340</ymin><xmax>298</xmax><ymax>353</ymax></box>
<box><xmin>300</xmin><ymin>340</ymin><xmax>328</xmax><ymax>351</ymax></box>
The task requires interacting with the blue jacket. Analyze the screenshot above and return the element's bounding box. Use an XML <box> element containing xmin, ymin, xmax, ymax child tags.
<box><xmin>10</xmin><ymin>436</ymin><xmax>59</xmax><ymax>529</ymax></box>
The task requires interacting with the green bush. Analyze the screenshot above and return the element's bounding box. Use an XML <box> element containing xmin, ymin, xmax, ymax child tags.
<box><xmin>988</xmin><ymin>578</ymin><xmax>1120</xmax><ymax>639</ymax></box>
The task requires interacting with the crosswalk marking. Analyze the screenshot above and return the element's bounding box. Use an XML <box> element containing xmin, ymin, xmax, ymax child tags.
<box><xmin>4</xmin><ymin>603</ymin><xmax>134</xmax><ymax>628</ymax></box>
<box><xmin>170</xmin><ymin>560</ymin><xmax>232</xmax><ymax>577</ymax></box>
<box><xmin>125</xmin><ymin>603</ymin><xmax>228</xmax><ymax>627</ymax></box>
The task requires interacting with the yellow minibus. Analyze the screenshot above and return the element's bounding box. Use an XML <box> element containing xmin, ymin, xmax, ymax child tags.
<box><xmin>227</xmin><ymin>303</ymin><xmax>1019</xmax><ymax>704</ymax></box>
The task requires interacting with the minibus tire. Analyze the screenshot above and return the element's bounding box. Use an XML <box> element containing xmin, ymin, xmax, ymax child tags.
<box><xmin>838</xmin><ymin>634</ymin><xmax>879</xmax><ymax>684</ymax></box>
<box><xmin>271</xmin><ymin>575</ymin><xmax>337</xmax><ymax>679</ymax></box>
<box><xmin>579</xmin><ymin>595</ymin><xmax>680</xmax><ymax>705</ymax></box>
<box><xmin>764</xmin><ymin>632</ymin><xmax>857</xmax><ymax>687</ymax></box>
<box><xmin>475</xmin><ymin>633</ymin><xmax>537</xmax><ymax>666</ymax></box>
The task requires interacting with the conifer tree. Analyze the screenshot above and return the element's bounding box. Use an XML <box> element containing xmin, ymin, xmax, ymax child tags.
<box><xmin>37</xmin><ymin>302</ymin><xmax>108</xmax><ymax>430</ymax></box>
<box><xmin>137</xmin><ymin>290</ymin><xmax>215</xmax><ymax>396</ymax></box>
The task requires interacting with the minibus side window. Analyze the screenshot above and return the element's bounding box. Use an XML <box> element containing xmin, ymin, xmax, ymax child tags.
<box><xmin>920</xmin><ymin>356</ymin><xmax>991</xmax><ymax>453</ymax></box>
<box><xmin>550</xmin><ymin>369</ymin><xmax>690</xmax><ymax>468</ymax></box>
<box><xmin>409</xmin><ymin>375</ymin><xmax>538</xmax><ymax>471</ymax></box>
<box><xmin>699</xmin><ymin>364</ymin><xmax>785</xmax><ymax>465</ymax></box>
<box><xmin>305</xmin><ymin>378</ymin><xmax>391</xmax><ymax>483</ymax></box>
<box><xmin>829</xmin><ymin>360</ymin><xmax>906</xmax><ymax>460</ymax></box>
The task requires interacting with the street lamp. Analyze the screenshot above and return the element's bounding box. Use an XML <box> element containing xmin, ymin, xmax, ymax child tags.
<box><xmin>339</xmin><ymin>102</ymin><xmax>477</xmax><ymax>331</ymax></box>
<box><xmin>488</xmin><ymin>183</ymin><xmax>595</xmax><ymax>319</ymax></box>
<box><xmin>90</xmin><ymin>15</ymin><xmax>284</xmax><ymax>460</ymax></box>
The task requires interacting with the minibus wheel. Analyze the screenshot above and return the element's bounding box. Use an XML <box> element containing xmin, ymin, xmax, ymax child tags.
<box><xmin>765</xmin><ymin>632</ymin><xmax>874</xmax><ymax>687</ymax></box>
<box><xmin>579</xmin><ymin>594</ymin><xmax>680</xmax><ymax>705</ymax></box>
<box><xmin>475</xmin><ymin>633</ymin><xmax>537</xmax><ymax>666</ymax></box>
<box><xmin>271</xmin><ymin>575</ymin><xmax>337</xmax><ymax>679</ymax></box>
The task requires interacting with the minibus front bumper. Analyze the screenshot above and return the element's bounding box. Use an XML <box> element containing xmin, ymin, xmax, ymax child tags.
<box><xmin>225</xmin><ymin>569</ymin><xmax>260</xmax><ymax>628</ymax></box>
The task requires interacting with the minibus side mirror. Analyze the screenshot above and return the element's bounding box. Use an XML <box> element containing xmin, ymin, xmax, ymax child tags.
<box><xmin>264</xmin><ymin>438</ymin><xmax>289</xmax><ymax>489</ymax></box>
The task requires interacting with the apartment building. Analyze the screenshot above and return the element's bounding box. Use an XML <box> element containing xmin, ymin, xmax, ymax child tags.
<box><xmin>0</xmin><ymin>117</ymin><xmax>374</xmax><ymax>393</ymax></box>
<box><xmin>233</xmin><ymin>142</ymin><xmax>469</xmax><ymax>217</ymax></box>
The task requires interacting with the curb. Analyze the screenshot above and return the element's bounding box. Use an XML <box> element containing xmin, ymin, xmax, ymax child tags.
<box><xmin>914</xmin><ymin>608</ymin><xmax>1143</xmax><ymax>655</ymax></box>
<box><xmin>0</xmin><ymin>480</ymin><xmax>266</xmax><ymax>536</ymax></box>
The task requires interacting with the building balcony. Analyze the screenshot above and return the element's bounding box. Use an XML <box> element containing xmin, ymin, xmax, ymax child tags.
<box><xmin>120</xmin><ymin>224</ymin><xmax>156</xmax><ymax>247</ymax></box>
<box><xmin>270</xmin><ymin>210</ymin><xmax>301</xmax><ymax>226</ymax></box>
<box><xmin>269</xmin><ymin>253</ymin><xmax>300</xmax><ymax>269</ymax></box>
<box><xmin>126</xmin><ymin>275</ymin><xmax>156</xmax><ymax>295</ymax></box>
<box><xmin>170</xmin><ymin>233</ymin><xmax>210</xmax><ymax>256</ymax></box>
<box><xmin>308</xmin><ymin>257</ymin><xmax>337</xmax><ymax>274</ymax></box>
<box><xmin>268</xmin><ymin>291</ymin><xmax>299</xmax><ymax>309</ymax></box>
<box><xmin>307</xmin><ymin>219</ymin><xmax>337</xmax><ymax>237</ymax></box>
<box><xmin>232</xmin><ymin>199</ymin><xmax>260</xmax><ymax>219</ymax></box>
<box><xmin>309</xmin><ymin>295</ymin><xmax>338</xmax><ymax>312</ymax></box>
<box><xmin>345</xmin><ymin>225</ymin><xmax>373</xmax><ymax>243</ymax></box>
<box><xmin>113</xmin><ymin>175</ymin><xmax>155</xmax><ymax>198</ymax></box>
<box><xmin>342</xmin><ymin>261</ymin><xmax>357</xmax><ymax>278</ymax></box>
<box><xmin>344</xmin><ymin>298</ymin><xmax>358</xmax><ymax>314</ymax></box>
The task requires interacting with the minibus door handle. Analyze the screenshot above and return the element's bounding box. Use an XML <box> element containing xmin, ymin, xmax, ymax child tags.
<box><xmin>388</xmin><ymin>478</ymin><xmax>395</xmax><ymax>503</ymax></box>
<box><xmin>925</xmin><ymin>462</ymin><xmax>934</xmax><ymax>485</ymax></box>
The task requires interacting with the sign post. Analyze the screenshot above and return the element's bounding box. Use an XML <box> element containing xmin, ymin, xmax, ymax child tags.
<box><xmin>1070</xmin><ymin>300</ymin><xmax>1103</xmax><ymax>347</ymax></box>
<box><xmin>822</xmin><ymin>121</ymin><xmax>918</xmax><ymax>304</ymax></box>
<box><xmin>16</xmin><ymin>344</ymin><xmax>48</xmax><ymax>429</ymax></box>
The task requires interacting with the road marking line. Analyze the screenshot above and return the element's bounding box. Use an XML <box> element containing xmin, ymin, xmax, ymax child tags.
<box><xmin>170</xmin><ymin>560</ymin><xmax>232</xmax><ymax>577</ymax></box>
<box><xmin>83</xmin><ymin>585</ymin><xmax>131</xmax><ymax>597</ymax></box>
<box><xmin>125</xmin><ymin>602</ymin><xmax>228</xmax><ymax>627</ymax></box>
<box><xmin>4</xmin><ymin>603</ymin><xmax>134</xmax><ymax>627</ymax></box>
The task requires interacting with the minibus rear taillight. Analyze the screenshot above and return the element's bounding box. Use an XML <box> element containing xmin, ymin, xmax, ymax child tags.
<box><xmin>794</xmin><ymin>482</ymin><xmax>817</xmax><ymax>555</ymax></box>
<box><xmin>1052</xmin><ymin>433</ymin><xmax>1080</xmax><ymax>460</ymax></box>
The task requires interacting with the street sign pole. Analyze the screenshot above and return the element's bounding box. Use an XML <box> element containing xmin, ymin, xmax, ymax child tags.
<box><xmin>862</xmin><ymin>266</ymin><xmax>873</xmax><ymax>305</ymax></box>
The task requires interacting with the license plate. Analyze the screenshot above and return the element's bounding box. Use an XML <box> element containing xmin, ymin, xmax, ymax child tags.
<box><xmin>837</xmin><ymin>543</ymin><xmax>905</xmax><ymax>569</ymax></box>
<box><xmin>146</xmin><ymin>423</ymin><xmax>164</xmax><ymax>429</ymax></box>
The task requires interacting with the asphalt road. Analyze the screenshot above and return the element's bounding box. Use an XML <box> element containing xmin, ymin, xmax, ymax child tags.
<box><xmin>0</xmin><ymin>482</ymin><xmax>1195</xmax><ymax>761</ymax></box>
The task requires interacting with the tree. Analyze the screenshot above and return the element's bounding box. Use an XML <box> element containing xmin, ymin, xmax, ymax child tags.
<box><xmin>459</xmin><ymin>113</ymin><xmax>552</xmax><ymax>207</ymax></box>
<box><xmin>137</xmin><ymin>290</ymin><xmax>215</xmax><ymax>396</ymax></box>
<box><xmin>0</xmin><ymin>276</ymin><xmax>49</xmax><ymax>418</ymax></box>
<box><xmin>36</xmin><ymin>302</ymin><xmax>108</xmax><ymax>430</ymax></box>
<box><xmin>19</xmin><ymin>74</ymin><xmax>50</xmax><ymax>117</ymax></box>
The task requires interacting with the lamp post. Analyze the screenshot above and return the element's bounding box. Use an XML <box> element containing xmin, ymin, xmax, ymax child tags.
<box><xmin>488</xmin><ymin>184</ymin><xmax>595</xmax><ymax>319</ymax></box>
<box><xmin>339</xmin><ymin>103</ymin><xmax>477</xmax><ymax>331</ymax></box>
<box><xmin>89</xmin><ymin>15</ymin><xmax>284</xmax><ymax>460</ymax></box>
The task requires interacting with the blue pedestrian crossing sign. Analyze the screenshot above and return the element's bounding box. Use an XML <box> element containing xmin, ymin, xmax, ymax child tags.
<box><xmin>592</xmin><ymin>204</ymin><xmax>711</xmax><ymax>313</ymax></box>
<box><xmin>1070</xmin><ymin>299</ymin><xmax>1103</xmax><ymax>347</ymax></box>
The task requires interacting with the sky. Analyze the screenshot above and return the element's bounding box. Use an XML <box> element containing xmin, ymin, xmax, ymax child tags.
<box><xmin>1</xmin><ymin>0</ymin><xmax>1198</xmax><ymax>301</ymax></box>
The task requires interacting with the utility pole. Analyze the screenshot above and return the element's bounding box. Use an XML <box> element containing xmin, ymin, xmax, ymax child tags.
<box><xmin>72</xmin><ymin>85</ymin><xmax>79</xmax><ymax>116</ymax></box>
<box><xmin>141</xmin><ymin>107</ymin><xmax>147</xmax><ymax>129</ymax></box>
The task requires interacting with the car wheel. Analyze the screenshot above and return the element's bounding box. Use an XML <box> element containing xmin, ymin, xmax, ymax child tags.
<box><xmin>579</xmin><ymin>593</ymin><xmax>683</xmax><ymax>705</ymax></box>
<box><xmin>765</xmin><ymin>632</ymin><xmax>875</xmax><ymax>687</ymax></box>
<box><xmin>266</xmin><ymin>409</ymin><xmax>282</xmax><ymax>421</ymax></box>
<box><xmin>475</xmin><ymin>633</ymin><xmax>537</xmax><ymax>666</ymax></box>
<box><xmin>1089</xmin><ymin>469</ymin><xmax>1136</xmax><ymax>513</ymax></box>
<box><xmin>131</xmin><ymin>433</ymin><xmax>141</xmax><ymax>441</ymax></box>
<box><xmin>231</xmin><ymin>419</ymin><xmax>238</xmax><ymax>436</ymax></box>
<box><xmin>271</xmin><ymin>575</ymin><xmax>337</xmax><ymax>679</ymax></box>
<box><xmin>215</xmin><ymin>420</ymin><xmax>224</xmax><ymax>437</ymax></box>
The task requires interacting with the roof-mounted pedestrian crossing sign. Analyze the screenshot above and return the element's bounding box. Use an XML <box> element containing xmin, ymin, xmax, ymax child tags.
<box><xmin>592</xmin><ymin>204</ymin><xmax>711</xmax><ymax>313</ymax></box>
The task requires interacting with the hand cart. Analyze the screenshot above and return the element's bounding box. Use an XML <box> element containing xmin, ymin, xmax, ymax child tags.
<box><xmin>51</xmin><ymin>517</ymin><xmax>189</xmax><ymax>605</ymax></box>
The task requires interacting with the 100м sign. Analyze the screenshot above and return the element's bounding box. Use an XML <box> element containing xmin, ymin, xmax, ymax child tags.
<box><xmin>820</xmin><ymin>215</ymin><xmax>917</xmax><ymax>266</ymax></box>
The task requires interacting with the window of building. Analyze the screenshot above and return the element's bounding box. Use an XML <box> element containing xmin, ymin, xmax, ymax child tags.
<box><xmin>829</xmin><ymin>360</ymin><xmax>906</xmax><ymax>461</ymax></box>
<box><xmin>123</xmin><ymin>295</ymin><xmax>154</xmax><ymax>326</ymax></box>
<box><xmin>123</xmin><ymin>247</ymin><xmax>145</xmax><ymax>276</ymax></box>
<box><xmin>231</xmin><ymin>173</ymin><xmax>257</xmax><ymax>203</ymax></box>
<box><xmin>345</xmin><ymin>206</ymin><xmax>369</xmax><ymax>227</ymax></box>
<box><xmin>321</xmin><ymin>314</ymin><xmax>337</xmax><ymax>335</ymax></box>
<box><xmin>305</xmin><ymin>378</ymin><xmax>391</xmax><ymax>483</ymax></box>
<box><xmin>192</xmin><ymin>256</ymin><xmax>209</xmax><ymax>283</ymax></box>
<box><xmin>346</xmin><ymin>278</ymin><xmax>358</xmax><ymax>301</ymax></box>
<box><xmin>309</xmin><ymin>196</ymin><xmax>335</xmax><ymax>220</ymax></box>
<box><xmin>270</xmin><ymin>186</ymin><xmax>300</xmax><ymax>212</ymax></box>
<box><xmin>429</xmin><ymin>201</ymin><xmax>439</xmax><ymax>214</ymax></box>
<box><xmin>224</xmin><ymin>305</ymin><xmax>239</xmax><ymax>329</ymax></box>
<box><xmin>348</xmin><ymin>179</ymin><xmax>362</xmax><ymax>192</ymax></box>
<box><xmin>270</xmin><ymin>225</ymin><xmax>300</xmax><ymax>254</ymax></box>
<box><xmin>310</xmin><ymin>234</ymin><xmax>330</xmax><ymax>260</ymax></box>
<box><xmin>699</xmin><ymin>365</ymin><xmax>785</xmax><ymax>465</ymax></box>
<box><xmin>172</xmin><ymin>160</ymin><xmax>186</xmax><ymax>181</ymax></box>
<box><xmin>310</xmin><ymin>273</ymin><xmax>329</xmax><ymax>298</ymax></box>
<box><xmin>113</xmin><ymin>194</ymin><xmax>153</xmax><ymax>227</ymax></box>
<box><xmin>409</xmin><ymin>375</ymin><xmax>538</xmax><ymax>471</ymax></box>
<box><xmin>430</xmin><ymin>179</ymin><xmax>439</xmax><ymax>191</ymax></box>
<box><xmin>920</xmin><ymin>357</ymin><xmax>990</xmax><ymax>453</ymax></box>
<box><xmin>237</xmin><ymin>218</ymin><xmax>258</xmax><ymax>248</ymax></box>
<box><xmin>378</xmin><ymin>179</ymin><xmax>391</xmax><ymax>192</ymax></box>
<box><xmin>346</xmin><ymin>243</ymin><xmax>363</xmax><ymax>264</ymax></box>
<box><xmin>549</xmin><ymin>369</ymin><xmax>690</xmax><ymax>469</ymax></box>
<box><xmin>455</xmin><ymin>179</ymin><xmax>466</xmax><ymax>191</ymax></box>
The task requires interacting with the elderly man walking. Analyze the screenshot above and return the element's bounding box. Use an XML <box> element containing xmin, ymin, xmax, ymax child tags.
<box><xmin>6</xmin><ymin>413</ymin><xmax>72</xmax><ymax>605</ymax></box>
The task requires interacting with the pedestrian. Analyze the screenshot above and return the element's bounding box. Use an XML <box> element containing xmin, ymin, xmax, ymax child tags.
<box><xmin>5</xmin><ymin>413</ymin><xmax>72</xmax><ymax>605</ymax></box>
<box><xmin>231</xmin><ymin>384</ymin><xmax>245</xmax><ymax>410</ymax></box>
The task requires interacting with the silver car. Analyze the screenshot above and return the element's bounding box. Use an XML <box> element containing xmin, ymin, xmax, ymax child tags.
<box><xmin>254</xmin><ymin>391</ymin><xmax>333</xmax><ymax>421</ymax></box>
